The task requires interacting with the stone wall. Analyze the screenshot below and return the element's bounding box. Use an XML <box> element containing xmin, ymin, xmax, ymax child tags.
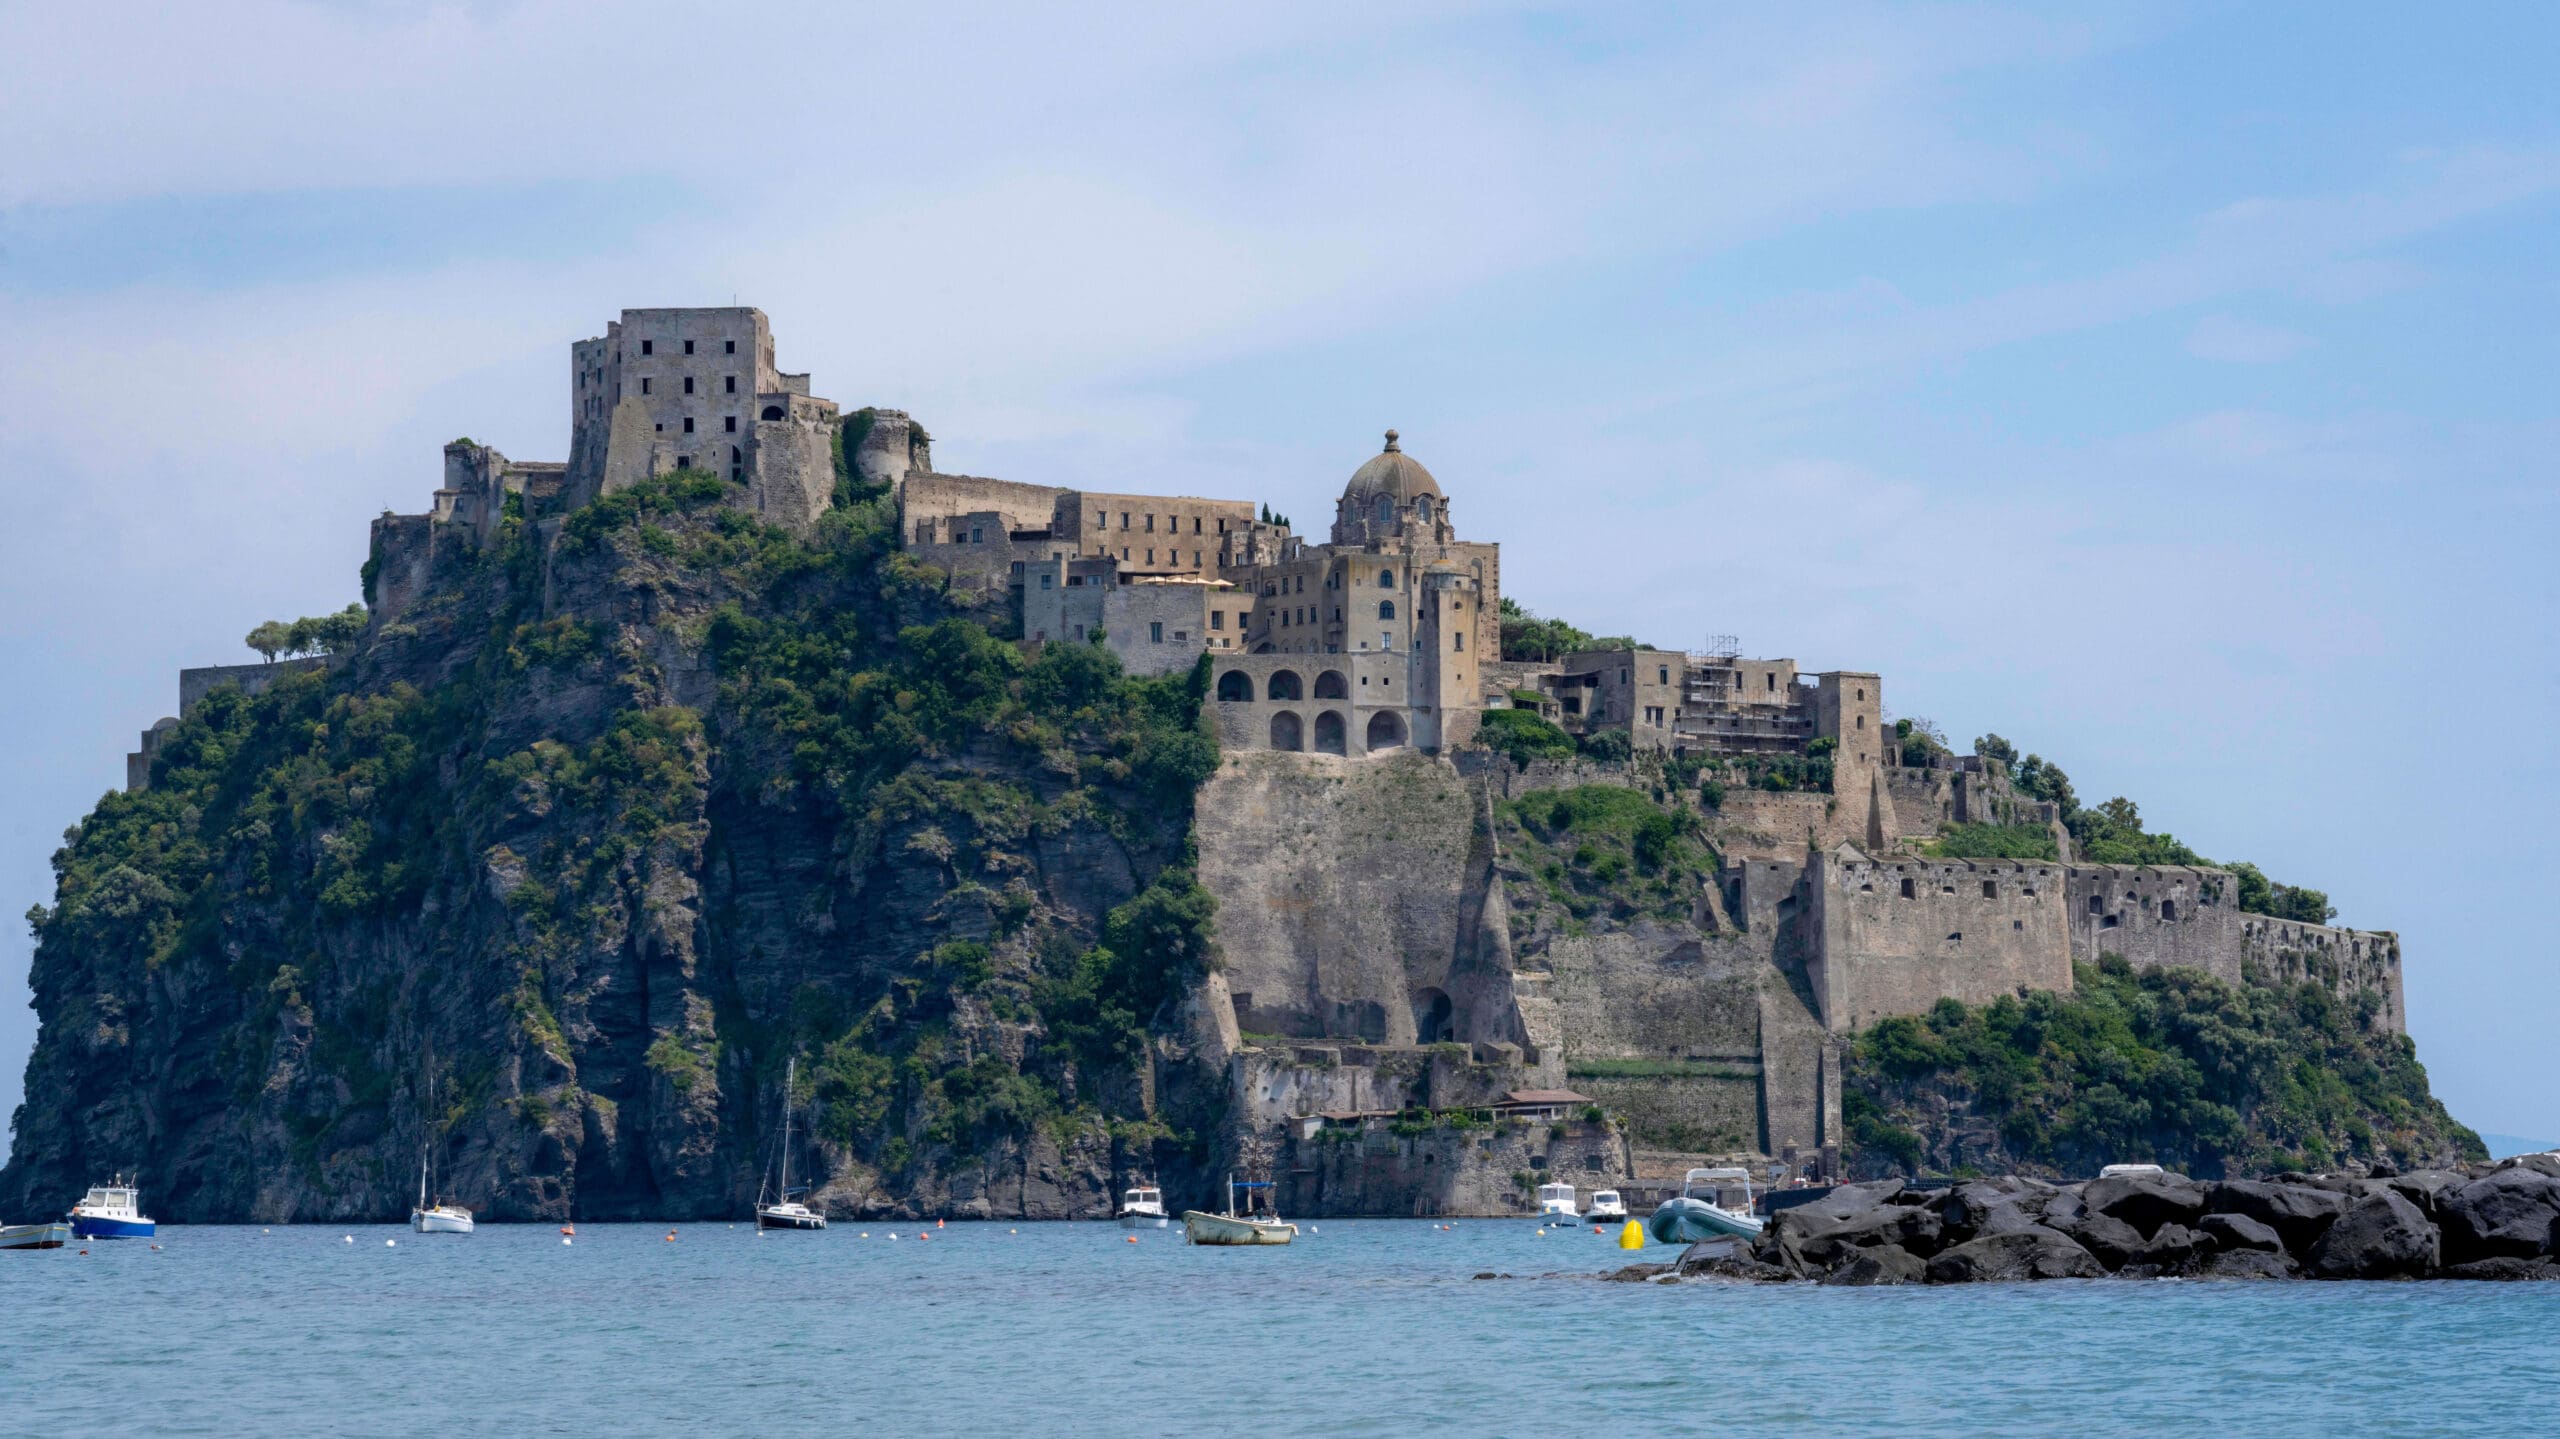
<box><xmin>1806</xmin><ymin>851</ymin><xmax>2076</xmax><ymax>1032</ymax></box>
<box><xmin>1278</xmin><ymin>1116</ymin><xmax>1629</xmax><ymax>1218</ymax></box>
<box><xmin>1103</xmin><ymin>578</ymin><xmax>1237</xmax><ymax>677</ymax></box>
<box><xmin>2065</xmin><ymin>864</ymin><xmax>2244</xmax><ymax>983</ymax></box>
<box><xmin>2242</xmin><ymin>918</ymin><xmax>2406</xmax><ymax>1033</ymax></box>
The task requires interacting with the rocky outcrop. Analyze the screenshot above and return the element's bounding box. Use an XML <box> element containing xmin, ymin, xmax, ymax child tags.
<box><xmin>1632</xmin><ymin>1157</ymin><xmax>2560</xmax><ymax>1286</ymax></box>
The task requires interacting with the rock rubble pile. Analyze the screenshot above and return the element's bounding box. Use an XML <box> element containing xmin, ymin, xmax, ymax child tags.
<box><xmin>1624</xmin><ymin>1152</ymin><xmax>2560</xmax><ymax>1285</ymax></box>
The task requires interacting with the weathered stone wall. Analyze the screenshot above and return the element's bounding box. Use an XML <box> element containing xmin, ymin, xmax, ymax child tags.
<box><xmin>1193</xmin><ymin>750</ymin><xmax>1524</xmax><ymax>1052</ymax></box>
<box><xmin>1573</xmin><ymin>1071</ymin><xmax>1763</xmax><ymax>1153</ymax></box>
<box><xmin>2241</xmin><ymin>918</ymin><xmax>2406</xmax><ymax>1034</ymax></box>
<box><xmin>899</xmin><ymin>471</ymin><xmax>1065</xmax><ymax>542</ymax></box>
<box><xmin>1278</xmin><ymin>1117</ymin><xmax>1629</xmax><ymax>1218</ymax></box>
<box><xmin>1103</xmin><ymin>578</ymin><xmax>1233</xmax><ymax>677</ymax></box>
<box><xmin>744</xmin><ymin>390</ymin><xmax>838</xmax><ymax>533</ymax></box>
<box><xmin>1807</xmin><ymin>851</ymin><xmax>2076</xmax><ymax>1032</ymax></box>
<box><xmin>2066</xmin><ymin>864</ymin><xmax>2245</xmax><ymax>983</ymax></box>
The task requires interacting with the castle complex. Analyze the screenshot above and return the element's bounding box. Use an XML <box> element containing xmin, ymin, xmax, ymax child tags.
<box><xmin>128</xmin><ymin>305</ymin><xmax>2411</xmax><ymax>1184</ymax></box>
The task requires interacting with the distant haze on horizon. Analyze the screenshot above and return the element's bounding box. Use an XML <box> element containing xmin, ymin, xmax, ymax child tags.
<box><xmin>2</xmin><ymin>2</ymin><xmax>2554</xmax><ymax>1159</ymax></box>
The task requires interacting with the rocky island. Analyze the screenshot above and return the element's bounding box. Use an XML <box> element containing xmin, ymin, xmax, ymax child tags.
<box><xmin>0</xmin><ymin>305</ymin><xmax>2484</xmax><ymax>1224</ymax></box>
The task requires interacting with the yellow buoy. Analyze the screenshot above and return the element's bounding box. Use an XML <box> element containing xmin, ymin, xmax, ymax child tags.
<box><xmin>1618</xmin><ymin>1219</ymin><xmax>1645</xmax><ymax>1250</ymax></box>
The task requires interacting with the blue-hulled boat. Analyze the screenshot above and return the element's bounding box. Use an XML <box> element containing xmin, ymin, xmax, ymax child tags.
<box><xmin>68</xmin><ymin>1178</ymin><xmax>155</xmax><ymax>1240</ymax></box>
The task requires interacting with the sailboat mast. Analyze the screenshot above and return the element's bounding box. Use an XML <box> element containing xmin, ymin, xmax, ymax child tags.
<box><xmin>779</xmin><ymin>1056</ymin><xmax>795</xmax><ymax>1197</ymax></box>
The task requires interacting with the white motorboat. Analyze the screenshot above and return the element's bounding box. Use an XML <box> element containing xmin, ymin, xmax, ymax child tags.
<box><xmin>755</xmin><ymin>1057</ymin><xmax>828</xmax><ymax>1232</ymax></box>
<box><xmin>1535</xmin><ymin>1181</ymin><xmax>1580</xmax><ymax>1221</ymax></box>
<box><xmin>2</xmin><ymin>1220</ymin><xmax>71</xmax><ymax>1251</ymax></box>
<box><xmin>68</xmin><ymin>1178</ymin><xmax>154</xmax><ymax>1240</ymax></box>
<box><xmin>1583</xmin><ymin>1189</ymin><xmax>1628</xmax><ymax>1222</ymax></box>
<box><xmin>1116</xmin><ymin>1185</ymin><xmax>1169</xmax><ymax>1228</ymax></box>
<box><xmin>1182</xmin><ymin>1175</ymin><xmax>1296</xmax><ymax>1246</ymax></box>
<box><xmin>1646</xmin><ymin>1167</ymin><xmax>1763</xmax><ymax>1244</ymax></box>
<box><xmin>2098</xmin><ymin>1163</ymin><xmax>2165</xmax><ymax>1178</ymax></box>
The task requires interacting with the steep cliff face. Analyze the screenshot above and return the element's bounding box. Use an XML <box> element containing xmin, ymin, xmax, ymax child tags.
<box><xmin>2</xmin><ymin>474</ymin><xmax>1226</xmax><ymax>1222</ymax></box>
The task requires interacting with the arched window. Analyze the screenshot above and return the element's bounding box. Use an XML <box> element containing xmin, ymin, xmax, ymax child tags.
<box><xmin>760</xmin><ymin>404</ymin><xmax>785</xmax><ymax>421</ymax></box>
<box><xmin>1373</xmin><ymin>495</ymin><xmax>1394</xmax><ymax>529</ymax></box>
<box><xmin>1365</xmin><ymin>710</ymin><xmax>1405</xmax><ymax>751</ymax></box>
<box><xmin>1314</xmin><ymin>670</ymin><xmax>1349</xmax><ymax>699</ymax></box>
<box><xmin>1267</xmin><ymin>669</ymin><xmax>1304</xmax><ymax>701</ymax></box>
<box><xmin>1313</xmin><ymin>709</ymin><xmax>1347</xmax><ymax>754</ymax></box>
<box><xmin>1269</xmin><ymin>712</ymin><xmax>1304</xmax><ymax>751</ymax></box>
<box><xmin>1378</xmin><ymin>569</ymin><xmax>1395</xmax><ymax>587</ymax></box>
<box><xmin>1216</xmin><ymin>670</ymin><xmax>1254</xmax><ymax>702</ymax></box>
<box><xmin>1377</xmin><ymin>600</ymin><xmax>1396</xmax><ymax>620</ymax></box>
<box><xmin>1415</xmin><ymin>496</ymin><xmax>1434</xmax><ymax>524</ymax></box>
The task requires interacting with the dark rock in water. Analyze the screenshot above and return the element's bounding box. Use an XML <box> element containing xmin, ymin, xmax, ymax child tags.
<box><xmin>2066</xmin><ymin>1212</ymin><xmax>2149</xmax><ymax>1268</ymax></box>
<box><xmin>2199</xmin><ymin>1212</ymin><xmax>2284</xmax><ymax>1253</ymax></box>
<box><xmin>1682</xmin><ymin>1252</ymin><xmax>1792</xmax><ymax>1283</ymax></box>
<box><xmin>2365</xmin><ymin>1160</ymin><xmax>2399</xmax><ymax>1178</ymax></box>
<box><xmin>1821</xmin><ymin>1245</ymin><xmax>1926</xmax><ymax>1286</ymax></box>
<box><xmin>1937</xmin><ymin>1179</ymin><xmax>2056</xmax><ymax>1242</ymax></box>
<box><xmin>2192</xmin><ymin>1248</ymin><xmax>2297</xmax><ymax>1280</ymax></box>
<box><xmin>2380</xmin><ymin>1169</ymin><xmax>2467</xmax><ymax>1218</ymax></box>
<box><xmin>2083</xmin><ymin>1172</ymin><xmax>2207</xmax><ymax>1235</ymax></box>
<box><xmin>2305</xmin><ymin>1190</ymin><xmax>2439</xmax><ymax>1280</ymax></box>
<box><xmin>2040</xmin><ymin>1187</ymin><xmax>2088</xmax><ymax>1231</ymax></box>
<box><xmin>2128</xmin><ymin>1222</ymin><xmax>2207</xmax><ymax>1270</ymax></box>
<box><xmin>2208</xmin><ymin>1180</ymin><xmax>2348</xmax><ymax>1252</ymax></box>
<box><xmin>2440</xmin><ymin>1257</ymin><xmax>2560</xmax><ymax>1282</ymax></box>
<box><xmin>1601</xmin><ymin>1262</ymin><xmax>1670</xmax><ymax>1282</ymax></box>
<box><xmin>1925</xmin><ymin>1226</ymin><xmax>2104</xmax><ymax>1283</ymax></box>
<box><xmin>2437</xmin><ymin>1168</ymin><xmax>2560</xmax><ymax>1264</ymax></box>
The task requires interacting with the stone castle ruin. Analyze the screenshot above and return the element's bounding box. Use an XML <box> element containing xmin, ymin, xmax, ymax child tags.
<box><xmin>130</xmin><ymin>304</ymin><xmax>2409</xmax><ymax>1198</ymax></box>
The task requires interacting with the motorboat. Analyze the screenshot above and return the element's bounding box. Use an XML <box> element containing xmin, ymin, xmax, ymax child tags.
<box><xmin>1535</xmin><ymin>1181</ymin><xmax>1580</xmax><ymax>1221</ymax></box>
<box><xmin>1646</xmin><ymin>1167</ymin><xmax>1763</xmax><ymax>1244</ymax></box>
<box><xmin>1182</xmin><ymin>1175</ymin><xmax>1296</xmax><ymax>1246</ymax></box>
<box><xmin>755</xmin><ymin>1057</ymin><xmax>828</xmax><ymax>1232</ymax></box>
<box><xmin>68</xmin><ymin>1178</ymin><xmax>155</xmax><ymax>1240</ymax></box>
<box><xmin>1583</xmin><ymin>1189</ymin><xmax>1628</xmax><ymax>1222</ymax></box>
<box><xmin>2098</xmin><ymin>1163</ymin><xmax>2165</xmax><ymax>1178</ymax></box>
<box><xmin>1116</xmin><ymin>1185</ymin><xmax>1169</xmax><ymax>1228</ymax></box>
<box><xmin>2</xmin><ymin>1221</ymin><xmax>71</xmax><ymax>1251</ymax></box>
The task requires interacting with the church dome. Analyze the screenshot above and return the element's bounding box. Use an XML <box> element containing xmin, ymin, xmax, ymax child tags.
<box><xmin>1343</xmin><ymin>430</ymin><xmax>1442</xmax><ymax>503</ymax></box>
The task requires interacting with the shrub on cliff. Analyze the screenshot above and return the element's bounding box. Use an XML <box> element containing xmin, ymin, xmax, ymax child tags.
<box><xmin>1476</xmin><ymin>707</ymin><xmax>1574</xmax><ymax>765</ymax></box>
<box><xmin>1843</xmin><ymin>957</ymin><xmax>2484</xmax><ymax>1180</ymax></box>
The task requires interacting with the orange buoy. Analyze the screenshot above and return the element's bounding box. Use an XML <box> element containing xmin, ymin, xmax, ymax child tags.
<box><xmin>1126</xmin><ymin>1235</ymin><xmax>1138</xmax><ymax>1244</ymax></box>
<box><xmin>936</xmin><ymin>1219</ymin><xmax>945</xmax><ymax>1229</ymax></box>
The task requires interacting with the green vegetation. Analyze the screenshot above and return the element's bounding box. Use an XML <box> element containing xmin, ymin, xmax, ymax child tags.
<box><xmin>1475</xmin><ymin>707</ymin><xmax>1575</xmax><ymax>765</ymax></box>
<box><xmin>1844</xmin><ymin>956</ymin><xmax>2484</xmax><ymax>1179</ymax></box>
<box><xmin>1497</xmin><ymin>784</ymin><xmax>1715</xmax><ymax>926</ymax></box>
<box><xmin>1927</xmin><ymin>822</ymin><xmax>2058</xmax><ymax>860</ymax></box>
<box><xmin>1496</xmin><ymin>597</ymin><xmax>1648</xmax><ymax>662</ymax></box>
<box><xmin>243</xmin><ymin>604</ymin><xmax>369</xmax><ymax>662</ymax></box>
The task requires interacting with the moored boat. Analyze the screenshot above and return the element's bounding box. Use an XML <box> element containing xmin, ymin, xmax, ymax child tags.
<box><xmin>1115</xmin><ymin>1184</ymin><xmax>1169</xmax><ymax>1228</ymax></box>
<box><xmin>755</xmin><ymin>1057</ymin><xmax>828</xmax><ymax>1232</ymax></box>
<box><xmin>1646</xmin><ymin>1167</ymin><xmax>1763</xmax><ymax>1245</ymax></box>
<box><xmin>1182</xmin><ymin>1175</ymin><xmax>1296</xmax><ymax>1246</ymax></box>
<box><xmin>68</xmin><ymin>1178</ymin><xmax>154</xmax><ymax>1241</ymax></box>
<box><xmin>2</xmin><ymin>1220</ymin><xmax>72</xmax><ymax>1251</ymax></box>
<box><xmin>1535</xmin><ymin>1181</ymin><xmax>1580</xmax><ymax>1221</ymax></box>
<box><xmin>1583</xmin><ymin>1189</ymin><xmax>1628</xmax><ymax>1222</ymax></box>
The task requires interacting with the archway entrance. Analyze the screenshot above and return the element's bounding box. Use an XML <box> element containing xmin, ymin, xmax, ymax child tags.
<box><xmin>1313</xmin><ymin>710</ymin><xmax>1347</xmax><ymax>755</ymax></box>
<box><xmin>1269</xmin><ymin>712</ymin><xmax>1303</xmax><ymax>751</ymax></box>
<box><xmin>1216</xmin><ymin>670</ymin><xmax>1254</xmax><ymax>702</ymax></box>
<box><xmin>1413</xmin><ymin>988</ymin><xmax>1454</xmax><ymax>1044</ymax></box>
<box><xmin>1365</xmin><ymin>710</ymin><xmax>1405</xmax><ymax>751</ymax></box>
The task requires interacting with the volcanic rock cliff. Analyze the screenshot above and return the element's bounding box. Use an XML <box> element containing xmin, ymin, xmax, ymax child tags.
<box><xmin>3</xmin><ymin>473</ymin><xmax>1232</xmax><ymax>1222</ymax></box>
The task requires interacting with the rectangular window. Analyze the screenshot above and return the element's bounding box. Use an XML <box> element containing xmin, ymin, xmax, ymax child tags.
<box><xmin>1211</xmin><ymin>612</ymin><xmax>1224</xmax><ymax>630</ymax></box>
<box><xmin>683</xmin><ymin>417</ymin><xmax>695</xmax><ymax>433</ymax></box>
<box><xmin>1039</xmin><ymin>574</ymin><xmax>1053</xmax><ymax>590</ymax></box>
<box><xmin>1982</xmin><ymin>881</ymin><xmax>1998</xmax><ymax>898</ymax></box>
<box><xmin>970</xmin><ymin>528</ymin><xmax>983</xmax><ymax>543</ymax></box>
<box><xmin>1173</xmin><ymin>630</ymin><xmax>1187</xmax><ymax>642</ymax></box>
<box><xmin>1145</xmin><ymin>515</ymin><xmax>1155</xmax><ymax>532</ymax></box>
<box><xmin>677</xmin><ymin>455</ymin><xmax>691</xmax><ymax>469</ymax></box>
<box><xmin>641</xmin><ymin>340</ymin><xmax>654</xmax><ymax>355</ymax></box>
<box><xmin>1150</xmin><ymin>622</ymin><xmax>1163</xmax><ymax>643</ymax></box>
<box><xmin>1457</xmin><ymin>633</ymin><xmax>1466</xmax><ymax>653</ymax></box>
<box><xmin>1146</xmin><ymin>549</ymin><xmax>1155</xmax><ymax>564</ymax></box>
<box><xmin>683</xmin><ymin>376</ymin><xmax>694</xmax><ymax>394</ymax></box>
<box><xmin>724</xmin><ymin>416</ymin><xmax>737</xmax><ymax>432</ymax></box>
<box><xmin>1120</xmin><ymin>512</ymin><xmax>1130</xmax><ymax>529</ymax></box>
<box><xmin>725</xmin><ymin>340</ymin><xmax>735</xmax><ymax>354</ymax></box>
<box><xmin>725</xmin><ymin>376</ymin><xmax>736</xmax><ymax>393</ymax></box>
<box><xmin>641</xmin><ymin>378</ymin><xmax>652</xmax><ymax>395</ymax></box>
<box><xmin>1659</xmin><ymin>667</ymin><xmax>1670</xmax><ymax>684</ymax></box>
<box><xmin>683</xmin><ymin>339</ymin><xmax>694</xmax><ymax>355</ymax></box>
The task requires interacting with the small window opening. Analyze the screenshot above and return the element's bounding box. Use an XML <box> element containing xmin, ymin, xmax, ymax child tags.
<box><xmin>1900</xmin><ymin>878</ymin><xmax>1916</xmax><ymax>899</ymax></box>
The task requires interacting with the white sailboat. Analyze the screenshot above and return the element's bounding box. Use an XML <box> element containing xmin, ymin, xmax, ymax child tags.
<box><xmin>410</xmin><ymin>1057</ymin><xmax>473</xmax><ymax>1233</ymax></box>
<box><xmin>756</xmin><ymin>1057</ymin><xmax>827</xmax><ymax>1231</ymax></box>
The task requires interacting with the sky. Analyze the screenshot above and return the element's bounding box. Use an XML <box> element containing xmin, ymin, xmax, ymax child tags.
<box><xmin>1</xmin><ymin>1</ymin><xmax>2553</xmax><ymax>1157</ymax></box>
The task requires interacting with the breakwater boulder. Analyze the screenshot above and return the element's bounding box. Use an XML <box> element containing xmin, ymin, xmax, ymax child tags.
<box><xmin>1649</xmin><ymin>1156</ymin><xmax>2560</xmax><ymax>1285</ymax></box>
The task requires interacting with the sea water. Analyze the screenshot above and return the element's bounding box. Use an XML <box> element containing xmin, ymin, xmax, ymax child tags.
<box><xmin>3</xmin><ymin>1220</ymin><xmax>2552</xmax><ymax>1435</ymax></box>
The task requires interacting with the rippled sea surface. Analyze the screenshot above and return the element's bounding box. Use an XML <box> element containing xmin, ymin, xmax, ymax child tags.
<box><xmin>4</xmin><ymin>1219</ymin><xmax>2554</xmax><ymax>1436</ymax></box>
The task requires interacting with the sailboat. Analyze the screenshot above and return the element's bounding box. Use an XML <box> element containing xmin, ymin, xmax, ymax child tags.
<box><xmin>755</xmin><ymin>1057</ymin><xmax>827</xmax><ymax>1231</ymax></box>
<box><xmin>410</xmin><ymin>1148</ymin><xmax>473</xmax><ymax>1235</ymax></box>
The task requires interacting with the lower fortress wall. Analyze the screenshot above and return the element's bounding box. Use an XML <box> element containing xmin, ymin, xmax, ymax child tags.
<box><xmin>1192</xmin><ymin>750</ymin><xmax>2412</xmax><ymax>1193</ymax></box>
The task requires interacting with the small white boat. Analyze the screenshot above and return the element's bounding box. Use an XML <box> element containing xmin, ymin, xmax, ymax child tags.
<box><xmin>68</xmin><ymin>1178</ymin><xmax>154</xmax><ymax>1240</ymax></box>
<box><xmin>409</xmin><ymin>1136</ymin><xmax>473</xmax><ymax>1234</ymax></box>
<box><xmin>1583</xmin><ymin>1189</ymin><xmax>1628</xmax><ymax>1222</ymax></box>
<box><xmin>2</xmin><ymin>1220</ymin><xmax>71</xmax><ymax>1251</ymax></box>
<box><xmin>1116</xmin><ymin>1185</ymin><xmax>1169</xmax><ymax>1228</ymax></box>
<box><xmin>1182</xmin><ymin>1175</ymin><xmax>1296</xmax><ymax>1246</ymax></box>
<box><xmin>1646</xmin><ymin>1167</ymin><xmax>1763</xmax><ymax>1245</ymax></box>
<box><xmin>755</xmin><ymin>1057</ymin><xmax>828</xmax><ymax>1232</ymax></box>
<box><xmin>1535</xmin><ymin>1181</ymin><xmax>1580</xmax><ymax>1221</ymax></box>
<box><xmin>2098</xmin><ymin>1163</ymin><xmax>2165</xmax><ymax>1178</ymax></box>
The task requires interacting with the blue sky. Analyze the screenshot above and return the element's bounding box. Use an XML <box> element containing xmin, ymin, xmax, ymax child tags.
<box><xmin>2</xmin><ymin>1</ymin><xmax>2553</xmax><ymax>1156</ymax></box>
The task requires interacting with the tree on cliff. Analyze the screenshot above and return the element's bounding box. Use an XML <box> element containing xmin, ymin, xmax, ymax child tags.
<box><xmin>245</xmin><ymin>605</ymin><xmax>367</xmax><ymax>662</ymax></box>
<box><xmin>244</xmin><ymin>620</ymin><xmax>291</xmax><ymax>663</ymax></box>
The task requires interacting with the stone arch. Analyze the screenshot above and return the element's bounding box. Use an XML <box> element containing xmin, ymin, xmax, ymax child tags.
<box><xmin>1412</xmin><ymin>987</ymin><xmax>1454</xmax><ymax>1044</ymax></box>
<box><xmin>1267</xmin><ymin>669</ymin><xmax>1304</xmax><ymax>701</ymax></box>
<box><xmin>1216</xmin><ymin>670</ymin><xmax>1255</xmax><ymax>702</ymax></box>
<box><xmin>1377</xmin><ymin>599</ymin><xmax>1396</xmax><ymax>620</ymax></box>
<box><xmin>1270</xmin><ymin>711</ymin><xmax>1304</xmax><ymax>751</ymax></box>
<box><xmin>1365</xmin><ymin>710</ymin><xmax>1406</xmax><ymax>750</ymax></box>
<box><xmin>1313</xmin><ymin>709</ymin><xmax>1347</xmax><ymax>754</ymax></box>
<box><xmin>760</xmin><ymin>404</ymin><xmax>785</xmax><ymax>421</ymax></box>
<box><xmin>1313</xmin><ymin>669</ymin><xmax>1349</xmax><ymax>699</ymax></box>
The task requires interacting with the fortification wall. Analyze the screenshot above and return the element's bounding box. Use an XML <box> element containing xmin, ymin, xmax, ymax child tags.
<box><xmin>2240</xmin><ymin>919</ymin><xmax>2405</xmax><ymax>1033</ymax></box>
<box><xmin>2065</xmin><ymin>865</ymin><xmax>2244</xmax><ymax>983</ymax></box>
<box><xmin>178</xmin><ymin>658</ymin><xmax>325</xmax><ymax>714</ymax></box>
<box><xmin>1278</xmin><ymin>1117</ymin><xmax>1628</xmax><ymax>1218</ymax></box>
<box><xmin>899</xmin><ymin>472</ymin><xmax>1063</xmax><ymax>541</ymax></box>
<box><xmin>1807</xmin><ymin>851</ymin><xmax>2075</xmax><ymax>1031</ymax></box>
<box><xmin>1193</xmin><ymin>750</ymin><xmax>1527</xmax><ymax>1055</ymax></box>
<box><xmin>745</xmin><ymin>392</ymin><xmax>838</xmax><ymax>533</ymax></box>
